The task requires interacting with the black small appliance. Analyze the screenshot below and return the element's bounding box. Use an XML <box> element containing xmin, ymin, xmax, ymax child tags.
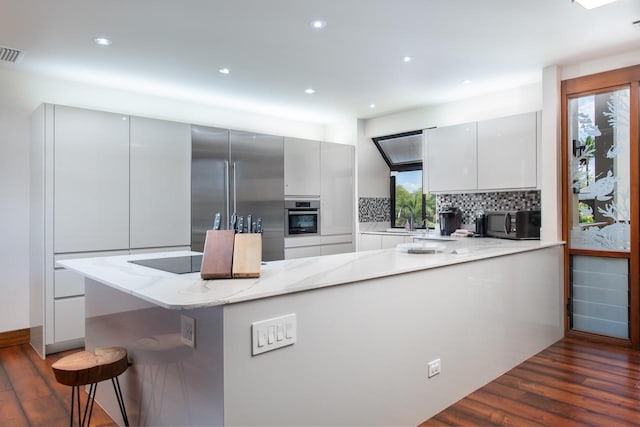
<box><xmin>485</xmin><ymin>210</ymin><xmax>541</xmax><ymax>240</ymax></box>
<box><xmin>439</xmin><ymin>207</ymin><xmax>462</xmax><ymax>236</ymax></box>
<box><xmin>475</xmin><ymin>213</ymin><xmax>487</xmax><ymax>237</ymax></box>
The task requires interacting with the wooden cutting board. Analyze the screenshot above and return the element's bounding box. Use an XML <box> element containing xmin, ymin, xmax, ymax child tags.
<box><xmin>200</xmin><ymin>230</ymin><xmax>235</xmax><ymax>279</ymax></box>
<box><xmin>232</xmin><ymin>234</ymin><xmax>262</xmax><ymax>278</ymax></box>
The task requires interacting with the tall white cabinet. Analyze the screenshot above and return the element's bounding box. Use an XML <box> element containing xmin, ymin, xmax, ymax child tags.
<box><xmin>54</xmin><ymin>106</ymin><xmax>130</xmax><ymax>253</ymax></box>
<box><xmin>30</xmin><ymin>104</ymin><xmax>190</xmax><ymax>357</ymax></box>
<box><xmin>284</xmin><ymin>137</ymin><xmax>321</xmax><ymax>197</ymax></box>
<box><xmin>321</xmin><ymin>142</ymin><xmax>355</xmax><ymax>253</ymax></box>
<box><xmin>130</xmin><ymin>116</ymin><xmax>191</xmax><ymax>249</ymax></box>
<box><xmin>284</xmin><ymin>140</ymin><xmax>355</xmax><ymax>259</ymax></box>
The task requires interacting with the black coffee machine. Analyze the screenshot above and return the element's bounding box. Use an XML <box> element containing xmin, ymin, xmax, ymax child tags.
<box><xmin>439</xmin><ymin>207</ymin><xmax>462</xmax><ymax>236</ymax></box>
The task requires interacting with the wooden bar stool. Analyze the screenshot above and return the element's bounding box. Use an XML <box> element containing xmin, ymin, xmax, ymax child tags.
<box><xmin>52</xmin><ymin>347</ymin><xmax>130</xmax><ymax>427</ymax></box>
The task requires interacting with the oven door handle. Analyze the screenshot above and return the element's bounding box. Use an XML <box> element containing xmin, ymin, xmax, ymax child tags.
<box><xmin>288</xmin><ymin>211</ymin><xmax>319</xmax><ymax>215</ymax></box>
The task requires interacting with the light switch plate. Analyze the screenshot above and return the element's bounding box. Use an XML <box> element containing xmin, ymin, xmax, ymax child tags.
<box><xmin>251</xmin><ymin>313</ymin><xmax>296</xmax><ymax>355</ymax></box>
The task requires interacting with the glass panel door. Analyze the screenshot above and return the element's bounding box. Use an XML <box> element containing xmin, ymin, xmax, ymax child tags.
<box><xmin>568</xmin><ymin>88</ymin><xmax>630</xmax><ymax>251</ymax></box>
<box><xmin>567</xmin><ymin>87</ymin><xmax>631</xmax><ymax>339</ymax></box>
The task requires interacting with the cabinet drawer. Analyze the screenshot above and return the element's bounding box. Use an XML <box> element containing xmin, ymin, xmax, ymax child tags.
<box><xmin>54</xmin><ymin>269</ymin><xmax>85</xmax><ymax>298</ymax></box>
<box><xmin>54</xmin><ymin>296</ymin><xmax>85</xmax><ymax>343</ymax></box>
<box><xmin>285</xmin><ymin>246</ymin><xmax>322</xmax><ymax>260</ymax></box>
<box><xmin>321</xmin><ymin>242</ymin><xmax>353</xmax><ymax>256</ymax></box>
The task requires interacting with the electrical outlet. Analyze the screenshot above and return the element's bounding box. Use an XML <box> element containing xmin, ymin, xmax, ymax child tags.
<box><xmin>428</xmin><ymin>358</ymin><xmax>441</xmax><ymax>378</ymax></box>
<box><xmin>181</xmin><ymin>314</ymin><xmax>195</xmax><ymax>348</ymax></box>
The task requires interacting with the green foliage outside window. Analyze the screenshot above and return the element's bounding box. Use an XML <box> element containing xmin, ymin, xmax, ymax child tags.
<box><xmin>395</xmin><ymin>185</ymin><xmax>436</xmax><ymax>228</ymax></box>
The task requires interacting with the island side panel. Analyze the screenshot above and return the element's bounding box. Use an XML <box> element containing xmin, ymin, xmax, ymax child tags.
<box><xmin>84</xmin><ymin>278</ymin><xmax>224</xmax><ymax>426</ymax></box>
<box><xmin>222</xmin><ymin>246</ymin><xmax>563</xmax><ymax>426</ymax></box>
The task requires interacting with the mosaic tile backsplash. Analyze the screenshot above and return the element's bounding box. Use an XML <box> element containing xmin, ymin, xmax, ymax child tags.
<box><xmin>358</xmin><ymin>191</ymin><xmax>541</xmax><ymax>224</ymax></box>
<box><xmin>359</xmin><ymin>197</ymin><xmax>391</xmax><ymax>222</ymax></box>
<box><xmin>437</xmin><ymin>190</ymin><xmax>541</xmax><ymax>225</ymax></box>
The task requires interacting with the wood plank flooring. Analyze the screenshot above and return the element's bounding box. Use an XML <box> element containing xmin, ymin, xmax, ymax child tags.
<box><xmin>421</xmin><ymin>338</ymin><xmax>640</xmax><ymax>426</ymax></box>
<box><xmin>2</xmin><ymin>338</ymin><xmax>640</xmax><ymax>426</ymax></box>
<box><xmin>0</xmin><ymin>344</ymin><xmax>116</xmax><ymax>427</ymax></box>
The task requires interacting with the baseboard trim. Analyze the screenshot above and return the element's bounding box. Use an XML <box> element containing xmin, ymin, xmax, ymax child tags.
<box><xmin>0</xmin><ymin>328</ymin><xmax>30</xmax><ymax>348</ymax></box>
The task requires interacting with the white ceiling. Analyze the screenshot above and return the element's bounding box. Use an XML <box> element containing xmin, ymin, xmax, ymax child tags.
<box><xmin>1</xmin><ymin>0</ymin><xmax>639</xmax><ymax>123</ymax></box>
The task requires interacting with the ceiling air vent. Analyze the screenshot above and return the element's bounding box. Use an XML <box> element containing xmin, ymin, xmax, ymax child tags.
<box><xmin>0</xmin><ymin>46</ymin><xmax>25</xmax><ymax>64</ymax></box>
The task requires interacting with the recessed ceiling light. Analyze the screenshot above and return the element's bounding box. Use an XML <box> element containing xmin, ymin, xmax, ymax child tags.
<box><xmin>369</xmin><ymin>104</ymin><xmax>376</xmax><ymax>109</ymax></box>
<box><xmin>573</xmin><ymin>0</ymin><xmax>618</xmax><ymax>9</ymax></box>
<box><xmin>403</xmin><ymin>56</ymin><xmax>412</xmax><ymax>63</ymax></box>
<box><xmin>93</xmin><ymin>37</ymin><xmax>112</xmax><ymax>46</ymax></box>
<box><xmin>219</xmin><ymin>68</ymin><xmax>230</xmax><ymax>75</ymax></box>
<box><xmin>305</xmin><ymin>88</ymin><xmax>315</xmax><ymax>94</ymax></box>
<box><xmin>462</xmin><ymin>79</ymin><xmax>472</xmax><ymax>85</ymax></box>
<box><xmin>310</xmin><ymin>19</ymin><xmax>327</xmax><ymax>29</ymax></box>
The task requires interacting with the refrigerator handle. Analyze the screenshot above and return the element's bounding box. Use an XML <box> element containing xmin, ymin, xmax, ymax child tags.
<box><xmin>232</xmin><ymin>161</ymin><xmax>237</xmax><ymax>213</ymax></box>
<box><xmin>224</xmin><ymin>160</ymin><xmax>230</xmax><ymax>224</ymax></box>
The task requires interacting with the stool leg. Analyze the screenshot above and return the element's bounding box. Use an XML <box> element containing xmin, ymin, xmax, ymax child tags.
<box><xmin>69</xmin><ymin>386</ymin><xmax>75</xmax><ymax>427</ymax></box>
<box><xmin>82</xmin><ymin>383</ymin><xmax>98</xmax><ymax>427</ymax></box>
<box><xmin>112</xmin><ymin>377</ymin><xmax>130</xmax><ymax>427</ymax></box>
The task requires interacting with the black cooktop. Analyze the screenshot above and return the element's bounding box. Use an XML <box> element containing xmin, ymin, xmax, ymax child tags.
<box><xmin>128</xmin><ymin>255</ymin><xmax>203</xmax><ymax>274</ymax></box>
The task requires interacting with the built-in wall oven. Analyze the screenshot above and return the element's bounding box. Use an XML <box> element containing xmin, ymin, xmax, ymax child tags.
<box><xmin>285</xmin><ymin>200</ymin><xmax>320</xmax><ymax>236</ymax></box>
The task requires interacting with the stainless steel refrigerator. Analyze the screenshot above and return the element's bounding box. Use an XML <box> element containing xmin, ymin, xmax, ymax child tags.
<box><xmin>191</xmin><ymin>125</ymin><xmax>284</xmax><ymax>261</ymax></box>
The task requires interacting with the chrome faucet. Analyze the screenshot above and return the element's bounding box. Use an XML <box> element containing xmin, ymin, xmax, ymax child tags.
<box><xmin>397</xmin><ymin>206</ymin><xmax>414</xmax><ymax>231</ymax></box>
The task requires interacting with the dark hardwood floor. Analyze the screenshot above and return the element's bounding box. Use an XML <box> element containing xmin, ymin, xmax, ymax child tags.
<box><xmin>2</xmin><ymin>338</ymin><xmax>640</xmax><ymax>426</ymax></box>
<box><xmin>422</xmin><ymin>338</ymin><xmax>640</xmax><ymax>426</ymax></box>
<box><xmin>0</xmin><ymin>344</ymin><xmax>116</xmax><ymax>427</ymax></box>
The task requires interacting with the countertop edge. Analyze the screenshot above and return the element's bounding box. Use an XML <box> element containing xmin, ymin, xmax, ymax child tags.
<box><xmin>58</xmin><ymin>242</ymin><xmax>565</xmax><ymax>310</ymax></box>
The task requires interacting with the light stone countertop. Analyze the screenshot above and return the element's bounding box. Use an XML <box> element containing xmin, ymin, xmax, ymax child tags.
<box><xmin>58</xmin><ymin>238</ymin><xmax>564</xmax><ymax>310</ymax></box>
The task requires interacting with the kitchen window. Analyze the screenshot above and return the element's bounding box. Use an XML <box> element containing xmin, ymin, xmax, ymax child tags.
<box><xmin>372</xmin><ymin>131</ymin><xmax>436</xmax><ymax>229</ymax></box>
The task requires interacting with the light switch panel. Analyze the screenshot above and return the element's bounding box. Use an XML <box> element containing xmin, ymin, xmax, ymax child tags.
<box><xmin>251</xmin><ymin>313</ymin><xmax>296</xmax><ymax>356</ymax></box>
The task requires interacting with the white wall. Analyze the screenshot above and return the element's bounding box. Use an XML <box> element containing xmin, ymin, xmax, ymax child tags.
<box><xmin>356</xmin><ymin>119</ymin><xmax>388</xmax><ymax>199</ymax></box>
<box><xmin>0</xmin><ymin>67</ymin><xmax>331</xmax><ymax>334</ymax></box>
<box><xmin>561</xmin><ymin>48</ymin><xmax>640</xmax><ymax>81</ymax></box>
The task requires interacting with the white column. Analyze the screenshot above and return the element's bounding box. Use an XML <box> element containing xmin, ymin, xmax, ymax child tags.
<box><xmin>541</xmin><ymin>65</ymin><xmax>563</xmax><ymax>241</ymax></box>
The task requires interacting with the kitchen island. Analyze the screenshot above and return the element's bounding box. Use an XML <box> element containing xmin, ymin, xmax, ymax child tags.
<box><xmin>59</xmin><ymin>238</ymin><xmax>564</xmax><ymax>426</ymax></box>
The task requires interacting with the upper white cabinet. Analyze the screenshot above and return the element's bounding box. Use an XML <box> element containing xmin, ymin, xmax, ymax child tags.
<box><xmin>423</xmin><ymin>112</ymin><xmax>539</xmax><ymax>193</ymax></box>
<box><xmin>321</xmin><ymin>142</ymin><xmax>354</xmax><ymax>236</ymax></box>
<box><xmin>53</xmin><ymin>106</ymin><xmax>130</xmax><ymax>253</ymax></box>
<box><xmin>284</xmin><ymin>137</ymin><xmax>321</xmax><ymax>197</ymax></box>
<box><xmin>477</xmin><ymin>112</ymin><xmax>537</xmax><ymax>190</ymax></box>
<box><xmin>130</xmin><ymin>117</ymin><xmax>191</xmax><ymax>248</ymax></box>
<box><xmin>424</xmin><ymin>122</ymin><xmax>477</xmax><ymax>193</ymax></box>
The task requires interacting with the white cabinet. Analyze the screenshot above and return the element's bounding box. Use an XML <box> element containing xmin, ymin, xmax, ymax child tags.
<box><xmin>54</xmin><ymin>269</ymin><xmax>84</xmax><ymax>298</ymax></box>
<box><xmin>321</xmin><ymin>143</ymin><xmax>355</xmax><ymax>236</ymax></box>
<box><xmin>381</xmin><ymin>234</ymin><xmax>410</xmax><ymax>249</ymax></box>
<box><xmin>54</xmin><ymin>297</ymin><xmax>85</xmax><ymax>343</ymax></box>
<box><xmin>285</xmin><ymin>246</ymin><xmax>322</xmax><ymax>259</ymax></box>
<box><xmin>53</xmin><ymin>105</ymin><xmax>130</xmax><ymax>253</ymax></box>
<box><xmin>284</xmin><ymin>137</ymin><xmax>321</xmax><ymax>197</ymax></box>
<box><xmin>285</xmin><ymin>234</ymin><xmax>353</xmax><ymax>258</ymax></box>
<box><xmin>358</xmin><ymin>233</ymin><xmax>410</xmax><ymax>251</ymax></box>
<box><xmin>320</xmin><ymin>234</ymin><xmax>353</xmax><ymax>255</ymax></box>
<box><xmin>359</xmin><ymin>234</ymin><xmax>382</xmax><ymax>251</ymax></box>
<box><xmin>477</xmin><ymin>112</ymin><xmax>537</xmax><ymax>190</ymax></box>
<box><xmin>424</xmin><ymin>122</ymin><xmax>477</xmax><ymax>193</ymax></box>
<box><xmin>130</xmin><ymin>116</ymin><xmax>191</xmax><ymax>248</ymax></box>
<box><xmin>31</xmin><ymin>104</ymin><xmax>193</xmax><ymax>356</ymax></box>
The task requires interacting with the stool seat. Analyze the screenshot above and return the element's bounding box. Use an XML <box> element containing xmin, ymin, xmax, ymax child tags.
<box><xmin>52</xmin><ymin>347</ymin><xmax>128</xmax><ymax>386</ymax></box>
<box><xmin>52</xmin><ymin>347</ymin><xmax>130</xmax><ymax>427</ymax></box>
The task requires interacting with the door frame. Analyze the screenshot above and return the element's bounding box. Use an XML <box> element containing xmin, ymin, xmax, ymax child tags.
<box><xmin>561</xmin><ymin>64</ymin><xmax>640</xmax><ymax>348</ymax></box>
